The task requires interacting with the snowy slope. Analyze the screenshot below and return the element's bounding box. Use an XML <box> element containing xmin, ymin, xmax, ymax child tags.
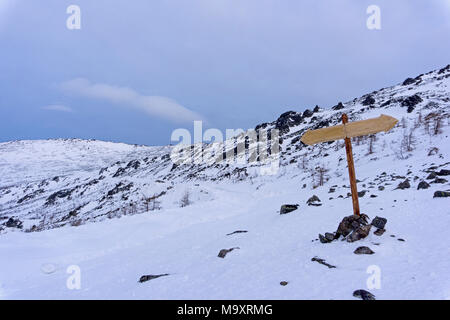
<box><xmin>0</xmin><ymin>65</ymin><xmax>449</xmax><ymax>299</ymax></box>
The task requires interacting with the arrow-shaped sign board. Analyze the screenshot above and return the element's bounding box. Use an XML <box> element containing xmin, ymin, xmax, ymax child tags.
<box><xmin>301</xmin><ymin>114</ymin><xmax>398</xmax><ymax>145</ymax></box>
<box><xmin>300</xmin><ymin>114</ymin><xmax>398</xmax><ymax>216</ymax></box>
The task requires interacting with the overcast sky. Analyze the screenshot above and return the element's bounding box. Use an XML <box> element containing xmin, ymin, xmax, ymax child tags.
<box><xmin>1</xmin><ymin>0</ymin><xmax>449</xmax><ymax>145</ymax></box>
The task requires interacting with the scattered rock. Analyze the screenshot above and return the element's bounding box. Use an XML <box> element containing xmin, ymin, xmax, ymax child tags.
<box><xmin>431</xmin><ymin>178</ymin><xmax>448</xmax><ymax>184</ymax></box>
<box><xmin>362</xmin><ymin>95</ymin><xmax>376</xmax><ymax>106</ymax></box>
<box><xmin>353</xmin><ymin>289</ymin><xmax>376</xmax><ymax>300</ymax></box>
<box><xmin>226</xmin><ymin>230</ymin><xmax>248</xmax><ymax>236</ymax></box>
<box><xmin>436</xmin><ymin>169</ymin><xmax>450</xmax><ymax>176</ymax></box>
<box><xmin>280</xmin><ymin>204</ymin><xmax>299</xmax><ymax>215</ymax></box>
<box><xmin>311</xmin><ymin>257</ymin><xmax>336</xmax><ymax>269</ymax></box>
<box><xmin>426</xmin><ymin>172</ymin><xmax>437</xmax><ymax>180</ymax></box>
<box><xmin>280</xmin><ymin>281</ymin><xmax>288</xmax><ymax>286</ymax></box>
<box><xmin>347</xmin><ymin>225</ymin><xmax>372</xmax><ymax>243</ymax></box>
<box><xmin>302</xmin><ymin>109</ymin><xmax>313</xmax><ymax>118</ymax></box>
<box><xmin>354</xmin><ymin>246</ymin><xmax>375</xmax><ymax>255</ymax></box>
<box><xmin>218</xmin><ymin>247</ymin><xmax>240</xmax><ymax>258</ymax></box>
<box><xmin>378</xmin><ymin>186</ymin><xmax>385</xmax><ymax>191</ymax></box>
<box><xmin>371</xmin><ymin>216</ymin><xmax>387</xmax><ymax>229</ymax></box>
<box><xmin>396</xmin><ymin>179</ymin><xmax>410</xmax><ymax>190</ymax></box>
<box><xmin>357</xmin><ymin>190</ymin><xmax>367</xmax><ymax>198</ymax></box>
<box><xmin>307</xmin><ymin>195</ymin><xmax>322</xmax><ymax>207</ymax></box>
<box><xmin>374</xmin><ymin>228</ymin><xmax>385</xmax><ymax>236</ymax></box>
<box><xmin>370</xmin><ymin>194</ymin><xmax>378</xmax><ymax>198</ymax></box>
<box><xmin>402</xmin><ymin>78</ymin><xmax>416</xmax><ymax>86</ymax></box>
<box><xmin>139</xmin><ymin>274</ymin><xmax>170</xmax><ymax>283</ymax></box>
<box><xmin>401</xmin><ymin>94</ymin><xmax>423</xmax><ymax>108</ymax></box>
<box><xmin>417</xmin><ymin>181</ymin><xmax>430</xmax><ymax>190</ymax></box>
<box><xmin>336</xmin><ymin>214</ymin><xmax>369</xmax><ymax>238</ymax></box>
<box><xmin>332</xmin><ymin>102</ymin><xmax>345</xmax><ymax>110</ymax></box>
<box><xmin>398</xmin><ymin>238</ymin><xmax>405</xmax><ymax>242</ymax></box>
<box><xmin>434</xmin><ymin>191</ymin><xmax>450</xmax><ymax>198</ymax></box>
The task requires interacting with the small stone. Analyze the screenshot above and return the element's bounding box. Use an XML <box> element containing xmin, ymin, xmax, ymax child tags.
<box><xmin>398</xmin><ymin>238</ymin><xmax>405</xmax><ymax>242</ymax></box>
<box><xmin>353</xmin><ymin>289</ymin><xmax>376</xmax><ymax>300</ymax></box>
<box><xmin>434</xmin><ymin>191</ymin><xmax>450</xmax><ymax>198</ymax></box>
<box><xmin>306</xmin><ymin>195</ymin><xmax>322</xmax><ymax>207</ymax></box>
<box><xmin>311</xmin><ymin>257</ymin><xmax>336</xmax><ymax>269</ymax></box>
<box><xmin>436</xmin><ymin>169</ymin><xmax>450</xmax><ymax>176</ymax></box>
<box><xmin>358</xmin><ymin>190</ymin><xmax>367</xmax><ymax>198</ymax></box>
<box><xmin>370</xmin><ymin>194</ymin><xmax>378</xmax><ymax>198</ymax></box>
<box><xmin>396</xmin><ymin>179</ymin><xmax>410</xmax><ymax>190</ymax></box>
<box><xmin>378</xmin><ymin>186</ymin><xmax>385</xmax><ymax>191</ymax></box>
<box><xmin>417</xmin><ymin>181</ymin><xmax>430</xmax><ymax>190</ymax></box>
<box><xmin>280</xmin><ymin>204</ymin><xmax>299</xmax><ymax>215</ymax></box>
<box><xmin>374</xmin><ymin>228</ymin><xmax>385</xmax><ymax>236</ymax></box>
<box><xmin>371</xmin><ymin>216</ymin><xmax>387</xmax><ymax>229</ymax></box>
<box><xmin>218</xmin><ymin>247</ymin><xmax>240</xmax><ymax>258</ymax></box>
<box><xmin>354</xmin><ymin>246</ymin><xmax>375</xmax><ymax>255</ymax></box>
<box><xmin>280</xmin><ymin>281</ymin><xmax>288</xmax><ymax>286</ymax></box>
<box><xmin>431</xmin><ymin>178</ymin><xmax>448</xmax><ymax>184</ymax></box>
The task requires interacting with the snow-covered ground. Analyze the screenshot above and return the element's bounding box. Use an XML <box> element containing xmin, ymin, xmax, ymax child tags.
<box><xmin>0</xmin><ymin>65</ymin><xmax>449</xmax><ymax>299</ymax></box>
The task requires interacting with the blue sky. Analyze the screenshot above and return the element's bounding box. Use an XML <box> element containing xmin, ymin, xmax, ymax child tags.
<box><xmin>0</xmin><ymin>0</ymin><xmax>449</xmax><ymax>146</ymax></box>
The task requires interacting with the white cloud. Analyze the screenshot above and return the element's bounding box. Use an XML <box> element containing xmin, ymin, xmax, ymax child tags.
<box><xmin>42</xmin><ymin>105</ymin><xmax>73</xmax><ymax>113</ymax></box>
<box><xmin>60</xmin><ymin>78</ymin><xmax>204</xmax><ymax>123</ymax></box>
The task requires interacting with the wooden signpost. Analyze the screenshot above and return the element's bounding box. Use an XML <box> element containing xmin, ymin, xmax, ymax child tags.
<box><xmin>301</xmin><ymin>114</ymin><xmax>398</xmax><ymax>216</ymax></box>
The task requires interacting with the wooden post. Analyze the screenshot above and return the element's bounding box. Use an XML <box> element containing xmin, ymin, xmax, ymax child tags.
<box><xmin>342</xmin><ymin>114</ymin><xmax>360</xmax><ymax>216</ymax></box>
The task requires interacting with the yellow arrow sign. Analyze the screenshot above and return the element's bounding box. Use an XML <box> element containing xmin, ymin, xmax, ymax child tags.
<box><xmin>300</xmin><ymin>114</ymin><xmax>398</xmax><ymax>145</ymax></box>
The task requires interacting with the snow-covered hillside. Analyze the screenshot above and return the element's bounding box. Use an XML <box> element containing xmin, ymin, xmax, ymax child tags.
<box><xmin>0</xmin><ymin>65</ymin><xmax>449</xmax><ymax>299</ymax></box>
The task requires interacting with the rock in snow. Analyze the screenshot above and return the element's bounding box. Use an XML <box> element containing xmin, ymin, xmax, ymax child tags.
<box><xmin>354</xmin><ymin>246</ymin><xmax>375</xmax><ymax>255</ymax></box>
<box><xmin>280</xmin><ymin>204</ymin><xmax>299</xmax><ymax>215</ymax></box>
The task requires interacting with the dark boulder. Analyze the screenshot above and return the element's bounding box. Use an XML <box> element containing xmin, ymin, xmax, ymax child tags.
<box><xmin>437</xmin><ymin>169</ymin><xmax>450</xmax><ymax>176</ymax></box>
<box><xmin>434</xmin><ymin>191</ymin><xmax>450</xmax><ymax>198</ymax></box>
<box><xmin>362</xmin><ymin>95</ymin><xmax>375</xmax><ymax>106</ymax></box>
<box><xmin>426</xmin><ymin>172</ymin><xmax>437</xmax><ymax>180</ymax></box>
<box><xmin>401</xmin><ymin>94</ymin><xmax>422</xmax><ymax>108</ymax></box>
<box><xmin>274</xmin><ymin>111</ymin><xmax>303</xmax><ymax>134</ymax></box>
<box><xmin>332</xmin><ymin>102</ymin><xmax>345</xmax><ymax>110</ymax></box>
<box><xmin>218</xmin><ymin>247</ymin><xmax>240</xmax><ymax>258</ymax></box>
<box><xmin>417</xmin><ymin>181</ymin><xmax>430</xmax><ymax>190</ymax></box>
<box><xmin>402</xmin><ymin>78</ymin><xmax>416</xmax><ymax>86</ymax></box>
<box><xmin>354</xmin><ymin>246</ymin><xmax>375</xmax><ymax>255</ymax></box>
<box><xmin>358</xmin><ymin>190</ymin><xmax>367</xmax><ymax>198</ymax></box>
<box><xmin>353</xmin><ymin>289</ymin><xmax>376</xmax><ymax>300</ymax></box>
<box><xmin>371</xmin><ymin>216</ymin><xmax>387</xmax><ymax>229</ymax></box>
<box><xmin>396</xmin><ymin>179</ymin><xmax>410</xmax><ymax>190</ymax></box>
<box><xmin>431</xmin><ymin>178</ymin><xmax>448</xmax><ymax>184</ymax></box>
<box><xmin>374</xmin><ymin>228</ymin><xmax>385</xmax><ymax>236</ymax></box>
<box><xmin>4</xmin><ymin>217</ymin><xmax>23</xmax><ymax>229</ymax></box>
<box><xmin>306</xmin><ymin>195</ymin><xmax>321</xmax><ymax>206</ymax></box>
<box><xmin>347</xmin><ymin>225</ymin><xmax>372</xmax><ymax>243</ymax></box>
<box><xmin>280</xmin><ymin>204</ymin><xmax>299</xmax><ymax>215</ymax></box>
<box><xmin>313</xmin><ymin>105</ymin><xmax>320</xmax><ymax>113</ymax></box>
